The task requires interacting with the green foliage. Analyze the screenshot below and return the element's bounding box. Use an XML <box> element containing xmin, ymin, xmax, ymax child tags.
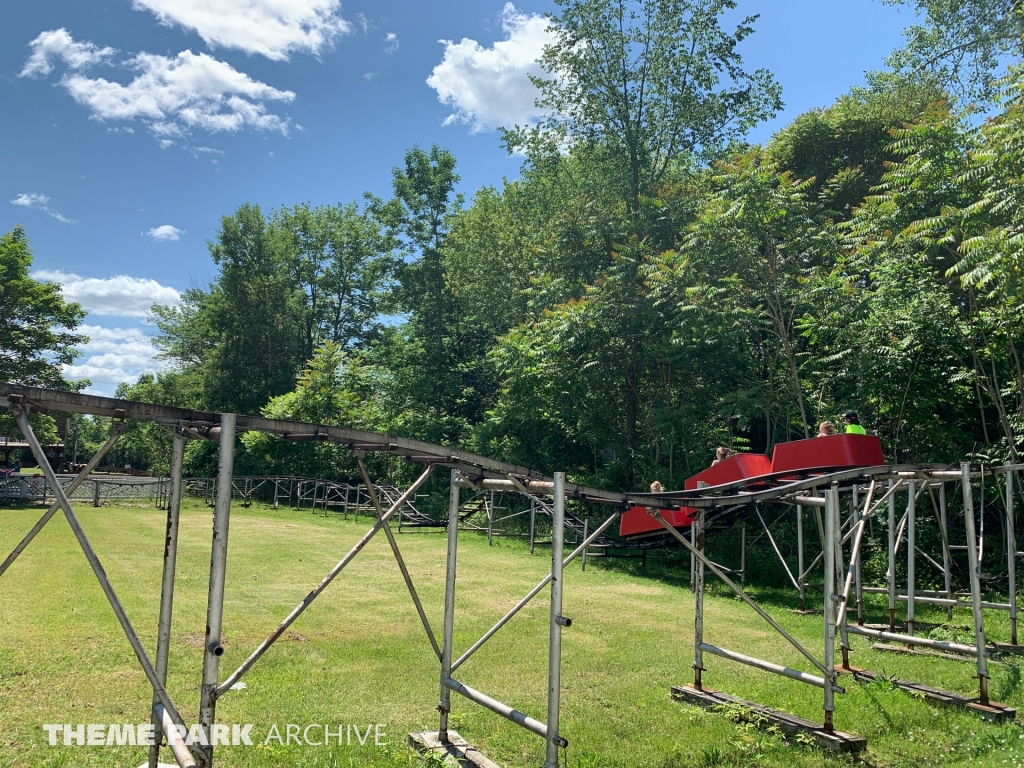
<box><xmin>0</xmin><ymin>226</ymin><xmax>87</xmax><ymax>389</ymax></box>
<box><xmin>508</xmin><ymin>0</ymin><xmax>782</xmax><ymax>221</ymax></box>
<box><xmin>878</xmin><ymin>0</ymin><xmax>1024</xmax><ymax>103</ymax></box>
<box><xmin>123</xmin><ymin>17</ymin><xmax>1024</xmax><ymax>489</ymax></box>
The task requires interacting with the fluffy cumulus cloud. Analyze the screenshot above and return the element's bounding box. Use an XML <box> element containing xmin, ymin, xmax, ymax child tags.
<box><xmin>19</xmin><ymin>28</ymin><xmax>116</xmax><ymax>78</ymax></box>
<box><xmin>63</xmin><ymin>325</ymin><xmax>168</xmax><ymax>388</ymax></box>
<box><xmin>131</xmin><ymin>0</ymin><xmax>351</xmax><ymax>61</ymax></box>
<box><xmin>10</xmin><ymin>192</ymin><xmax>76</xmax><ymax>224</ymax></box>
<box><xmin>20</xmin><ymin>30</ymin><xmax>295</xmax><ymax>144</ymax></box>
<box><xmin>427</xmin><ymin>3</ymin><xmax>550</xmax><ymax>132</ymax></box>
<box><xmin>32</xmin><ymin>271</ymin><xmax>181</xmax><ymax>317</ymax></box>
<box><xmin>146</xmin><ymin>224</ymin><xmax>184</xmax><ymax>241</ymax></box>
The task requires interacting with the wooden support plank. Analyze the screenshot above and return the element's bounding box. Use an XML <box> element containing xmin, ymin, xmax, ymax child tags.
<box><xmin>409</xmin><ymin>731</ymin><xmax>502</xmax><ymax>768</ymax></box>
<box><xmin>836</xmin><ymin>666</ymin><xmax>1016</xmax><ymax>723</ymax></box>
<box><xmin>670</xmin><ymin>684</ymin><xmax>867</xmax><ymax>753</ymax></box>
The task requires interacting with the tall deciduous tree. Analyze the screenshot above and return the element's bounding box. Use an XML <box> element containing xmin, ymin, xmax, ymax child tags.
<box><xmin>0</xmin><ymin>226</ymin><xmax>86</xmax><ymax>388</ymax></box>
<box><xmin>878</xmin><ymin>0</ymin><xmax>1024</xmax><ymax>103</ymax></box>
<box><xmin>508</xmin><ymin>0</ymin><xmax>781</xmax><ymax>223</ymax></box>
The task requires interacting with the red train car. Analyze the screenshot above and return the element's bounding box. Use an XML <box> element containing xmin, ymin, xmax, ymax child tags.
<box><xmin>618</xmin><ymin>434</ymin><xmax>884</xmax><ymax>538</ymax></box>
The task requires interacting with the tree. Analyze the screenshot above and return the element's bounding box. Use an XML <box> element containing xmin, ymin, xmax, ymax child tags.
<box><xmin>508</xmin><ymin>0</ymin><xmax>781</xmax><ymax>223</ymax></box>
<box><xmin>0</xmin><ymin>226</ymin><xmax>86</xmax><ymax>388</ymax></box>
<box><xmin>273</xmin><ymin>202</ymin><xmax>396</xmax><ymax>361</ymax></box>
<box><xmin>878</xmin><ymin>0</ymin><xmax>1024</xmax><ymax>103</ymax></box>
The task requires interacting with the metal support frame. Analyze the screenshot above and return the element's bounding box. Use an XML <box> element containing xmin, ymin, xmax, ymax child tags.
<box><xmin>797</xmin><ymin>505</ymin><xmax>806</xmax><ymax>610</ymax></box>
<box><xmin>357</xmin><ymin>457</ymin><xmax>441</xmax><ymax>660</ymax></box>
<box><xmin>1007</xmin><ymin>464</ymin><xmax>1018</xmax><ymax>645</ymax></box>
<box><xmin>198</xmin><ymin>413</ymin><xmax>235</xmax><ymax>767</ymax></box>
<box><xmin>0</xmin><ymin>423</ymin><xmax>123</xmax><ymax>578</ymax></box>
<box><xmin>962</xmin><ymin>463</ymin><xmax>990</xmax><ymax>705</ymax></box>
<box><xmin>150</xmin><ymin>433</ymin><xmax>185</xmax><ymax>768</ymax></box>
<box><xmin>544</xmin><ymin>473</ymin><xmax>566</xmax><ymax>768</ymax></box>
<box><xmin>438</xmin><ymin>471</ymin><xmax>460</xmax><ymax>742</ymax></box>
<box><xmin>9</xmin><ymin>401</ymin><xmax>198</xmax><ymax>766</ymax></box>
<box><xmin>823</xmin><ymin>488</ymin><xmax>837</xmax><ymax>732</ymax></box>
<box><xmin>693</xmin><ymin>509</ymin><xmax>705</xmax><ymax>689</ymax></box>
<box><xmin>888</xmin><ymin>480</ymin><xmax>897</xmax><ymax>631</ymax></box>
<box><xmin>907</xmin><ymin>480</ymin><xmax>916</xmax><ymax>637</ymax></box>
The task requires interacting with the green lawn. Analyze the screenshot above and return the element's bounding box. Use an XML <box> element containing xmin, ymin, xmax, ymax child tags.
<box><xmin>1</xmin><ymin>499</ymin><xmax>1022</xmax><ymax>768</ymax></box>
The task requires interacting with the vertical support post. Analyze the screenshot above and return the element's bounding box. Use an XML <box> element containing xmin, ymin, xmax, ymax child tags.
<box><xmin>198</xmin><ymin>413</ymin><xmax>235</xmax><ymax>768</ymax></box>
<box><xmin>529</xmin><ymin>499</ymin><xmax>536</xmax><ymax>555</ymax></box>
<box><xmin>853</xmin><ymin>486</ymin><xmax>863</xmax><ymax>625</ymax></box>
<box><xmin>907</xmin><ymin>480</ymin><xmax>916</xmax><ymax>637</ymax></box>
<box><xmin>93</xmin><ymin>478</ymin><xmax>100</xmax><ymax>507</ymax></box>
<box><xmin>940</xmin><ymin>483</ymin><xmax>954</xmax><ymax>621</ymax></box>
<box><xmin>962</xmin><ymin>463</ymin><xmax>989</xmax><ymax>705</ymax></box>
<box><xmin>740</xmin><ymin>521</ymin><xmax>746</xmax><ymax>588</ymax></box>
<box><xmin>693</xmin><ymin>508</ymin><xmax>705</xmax><ymax>689</ymax></box>
<box><xmin>1007</xmin><ymin>464</ymin><xmax>1017</xmax><ymax>645</ymax></box>
<box><xmin>544</xmin><ymin>472</ymin><xmax>566</xmax><ymax>768</ymax></box>
<box><xmin>273</xmin><ymin>479</ymin><xmax>279</xmax><ymax>510</ymax></box>
<box><xmin>835</xmin><ymin>490</ymin><xmax>851</xmax><ymax>669</ymax></box>
<box><xmin>150</xmin><ymin>433</ymin><xmax>185</xmax><ymax>768</ymax></box>
<box><xmin>581</xmin><ymin>518</ymin><xmax>589</xmax><ymax>572</ymax></box>
<box><xmin>888</xmin><ymin>480</ymin><xmax>897</xmax><ymax>632</ymax></box>
<box><xmin>797</xmin><ymin>504</ymin><xmax>805</xmax><ymax>610</ymax></box>
<box><xmin>689</xmin><ymin>525</ymin><xmax>696</xmax><ymax>593</ymax></box>
<box><xmin>438</xmin><ymin>471</ymin><xmax>460</xmax><ymax>742</ymax></box>
<box><xmin>823</xmin><ymin>487</ymin><xmax>837</xmax><ymax>733</ymax></box>
<box><xmin>487</xmin><ymin>490</ymin><xmax>494</xmax><ymax>546</ymax></box>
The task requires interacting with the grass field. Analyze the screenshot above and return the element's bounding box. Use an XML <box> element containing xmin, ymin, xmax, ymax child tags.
<box><xmin>1</xmin><ymin>498</ymin><xmax>1023</xmax><ymax>768</ymax></box>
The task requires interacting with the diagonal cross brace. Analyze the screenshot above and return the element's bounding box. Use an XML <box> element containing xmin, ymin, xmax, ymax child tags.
<box><xmin>357</xmin><ymin>457</ymin><xmax>442</xmax><ymax>661</ymax></box>
<box><xmin>0</xmin><ymin>422</ymin><xmax>124</xmax><ymax>578</ymax></box>
<box><xmin>10</xmin><ymin>405</ymin><xmax>200</xmax><ymax>763</ymax></box>
<box><xmin>216</xmin><ymin>464</ymin><xmax>436</xmax><ymax>695</ymax></box>
<box><xmin>650</xmin><ymin>509</ymin><xmax>830</xmax><ymax>678</ymax></box>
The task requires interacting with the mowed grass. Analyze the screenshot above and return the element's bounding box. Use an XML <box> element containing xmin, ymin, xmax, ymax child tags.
<box><xmin>1</xmin><ymin>499</ymin><xmax>1024</xmax><ymax>768</ymax></box>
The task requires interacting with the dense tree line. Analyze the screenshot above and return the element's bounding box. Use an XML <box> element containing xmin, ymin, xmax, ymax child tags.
<box><xmin>3</xmin><ymin>0</ymin><xmax>1021</xmax><ymax>488</ymax></box>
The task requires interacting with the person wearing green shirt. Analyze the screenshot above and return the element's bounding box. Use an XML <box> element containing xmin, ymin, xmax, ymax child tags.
<box><xmin>843</xmin><ymin>410</ymin><xmax>867</xmax><ymax>435</ymax></box>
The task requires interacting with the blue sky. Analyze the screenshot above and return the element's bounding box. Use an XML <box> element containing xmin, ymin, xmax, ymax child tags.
<box><xmin>1</xmin><ymin>0</ymin><xmax>912</xmax><ymax>395</ymax></box>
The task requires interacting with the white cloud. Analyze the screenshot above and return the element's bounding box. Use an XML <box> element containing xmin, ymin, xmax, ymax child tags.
<box><xmin>147</xmin><ymin>224</ymin><xmax>184</xmax><ymax>241</ymax></box>
<box><xmin>427</xmin><ymin>3</ymin><xmax>550</xmax><ymax>133</ymax></box>
<box><xmin>19</xmin><ymin>28</ymin><xmax>117</xmax><ymax>78</ymax></box>
<box><xmin>10</xmin><ymin>193</ymin><xmax>76</xmax><ymax>224</ymax></box>
<box><xmin>384</xmin><ymin>32</ymin><xmax>399</xmax><ymax>54</ymax></box>
<box><xmin>63</xmin><ymin>325</ymin><xmax>168</xmax><ymax>387</ymax></box>
<box><xmin>32</xmin><ymin>271</ymin><xmax>182</xmax><ymax>317</ymax></box>
<box><xmin>131</xmin><ymin>0</ymin><xmax>351</xmax><ymax>61</ymax></box>
<box><xmin>21</xmin><ymin>31</ymin><xmax>295</xmax><ymax>144</ymax></box>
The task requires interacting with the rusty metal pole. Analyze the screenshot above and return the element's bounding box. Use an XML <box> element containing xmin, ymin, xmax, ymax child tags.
<box><xmin>1007</xmin><ymin>464</ymin><xmax>1017</xmax><ymax>645</ymax></box>
<box><xmin>693</xmin><ymin>508</ymin><xmax>705</xmax><ymax>689</ymax></box>
<box><xmin>907</xmin><ymin>480</ymin><xmax>916</xmax><ymax>638</ymax></box>
<box><xmin>797</xmin><ymin>504</ymin><xmax>805</xmax><ymax>610</ymax></box>
<box><xmin>740</xmin><ymin>521</ymin><xmax>746</xmax><ymax>588</ymax></box>
<box><xmin>544</xmin><ymin>472</ymin><xmax>566</xmax><ymax>768</ymax></box>
<box><xmin>823</xmin><ymin>487</ymin><xmax>837</xmax><ymax>733</ymax></box>
<box><xmin>198</xmin><ymin>413</ymin><xmax>235</xmax><ymax>767</ymax></box>
<box><xmin>529</xmin><ymin>498</ymin><xmax>537</xmax><ymax>555</ymax></box>
<box><xmin>962</xmin><ymin>463</ymin><xmax>990</xmax><ymax>705</ymax></box>
<box><xmin>888</xmin><ymin>480</ymin><xmax>897</xmax><ymax>632</ymax></box>
<box><xmin>439</xmin><ymin>470</ymin><xmax>460</xmax><ymax>742</ymax></box>
<box><xmin>150</xmin><ymin>432</ymin><xmax>185</xmax><ymax>768</ymax></box>
<box><xmin>939</xmin><ymin>483</ymin><xmax>954</xmax><ymax>621</ymax></box>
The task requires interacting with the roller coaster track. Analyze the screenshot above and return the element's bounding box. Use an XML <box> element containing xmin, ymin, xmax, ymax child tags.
<box><xmin>0</xmin><ymin>384</ymin><xmax>998</xmax><ymax>524</ymax></box>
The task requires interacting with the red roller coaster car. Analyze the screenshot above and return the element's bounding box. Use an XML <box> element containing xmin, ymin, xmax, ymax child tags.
<box><xmin>619</xmin><ymin>433</ymin><xmax>885</xmax><ymax>538</ymax></box>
